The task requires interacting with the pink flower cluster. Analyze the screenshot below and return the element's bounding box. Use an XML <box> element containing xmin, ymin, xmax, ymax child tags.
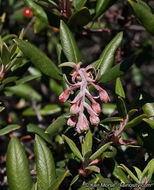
<box><xmin>59</xmin><ymin>62</ymin><xmax>109</xmax><ymax>133</ymax></box>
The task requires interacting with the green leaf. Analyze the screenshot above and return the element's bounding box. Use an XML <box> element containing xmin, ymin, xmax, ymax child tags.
<box><xmin>141</xmin><ymin>159</ymin><xmax>154</xmax><ymax>183</ymax></box>
<box><xmin>5</xmin><ymin>84</ymin><xmax>42</xmax><ymax>102</ymax></box>
<box><xmin>94</xmin><ymin>0</ymin><xmax>117</xmax><ymax>20</ymax></box>
<box><xmin>119</xmin><ymin>164</ymin><xmax>140</xmax><ymax>184</ymax></box>
<box><xmin>6</xmin><ymin>136</ymin><xmax>32</xmax><ymax>190</ymax></box>
<box><xmin>124</xmin><ymin>114</ymin><xmax>147</xmax><ymax>130</ymax></box>
<box><xmin>15</xmin><ymin>39</ymin><xmax>61</xmax><ymax>80</ymax></box>
<box><xmin>34</xmin><ymin>135</ymin><xmax>56</xmax><ymax>190</ymax></box>
<box><xmin>0</xmin><ymin>124</ymin><xmax>20</xmax><ymax>136</ymax></box>
<box><xmin>102</xmin><ymin>146</ymin><xmax>117</xmax><ymax>159</ymax></box>
<box><xmin>0</xmin><ymin>105</ymin><xmax>5</xmax><ymax>112</ymax></box>
<box><xmin>70</xmin><ymin>174</ymin><xmax>80</xmax><ymax>186</ymax></box>
<box><xmin>68</xmin><ymin>7</ymin><xmax>91</xmax><ymax>29</ymax></box>
<box><xmin>98</xmin><ymin>56</ymin><xmax>135</xmax><ymax>83</ymax></box>
<box><xmin>101</xmin><ymin>117</ymin><xmax>123</xmax><ymax>123</ymax></box>
<box><xmin>89</xmin><ymin>142</ymin><xmax>111</xmax><ymax>161</ymax></box>
<box><xmin>24</xmin><ymin>0</ymin><xmax>48</xmax><ymax>24</ymax></box>
<box><xmin>102</xmin><ymin>103</ymin><xmax>117</xmax><ymax>115</ymax></box>
<box><xmin>27</xmin><ymin>123</ymin><xmax>52</xmax><ymax>144</ymax></box>
<box><xmin>115</xmin><ymin>77</ymin><xmax>125</xmax><ymax>98</ymax></box>
<box><xmin>97</xmin><ymin>32</ymin><xmax>123</xmax><ymax>77</ymax></box>
<box><xmin>48</xmin><ymin>170</ymin><xmax>69</xmax><ymax>190</ymax></box>
<box><xmin>72</xmin><ymin>0</ymin><xmax>87</xmax><ymax>10</ymax></box>
<box><xmin>128</xmin><ymin>109</ymin><xmax>138</xmax><ymax>117</ymax></box>
<box><xmin>16</xmin><ymin>74</ymin><xmax>41</xmax><ymax>85</ymax></box>
<box><xmin>143</xmin><ymin>118</ymin><xmax>154</xmax><ymax>129</ymax></box>
<box><xmin>142</xmin><ymin>103</ymin><xmax>154</xmax><ymax>117</ymax></box>
<box><xmin>63</xmin><ymin>135</ymin><xmax>83</xmax><ymax>161</ymax></box>
<box><xmin>34</xmin><ymin>17</ymin><xmax>47</xmax><ymax>33</ymax></box>
<box><xmin>49</xmin><ymin>79</ymin><xmax>63</xmax><ymax>96</ymax></box>
<box><xmin>133</xmin><ymin>166</ymin><xmax>142</xmax><ymax>181</ymax></box>
<box><xmin>128</xmin><ymin>0</ymin><xmax>154</xmax><ymax>35</ymax></box>
<box><xmin>116</xmin><ymin>96</ymin><xmax>127</xmax><ymax>118</ymax></box>
<box><xmin>1</xmin><ymin>42</ymin><xmax>10</xmax><ymax>65</ymax></box>
<box><xmin>85</xmin><ymin>129</ymin><xmax>92</xmax><ymax>152</ymax></box>
<box><xmin>113</xmin><ymin>161</ymin><xmax>131</xmax><ymax>184</ymax></box>
<box><xmin>86</xmin><ymin>165</ymin><xmax>100</xmax><ymax>173</ymax></box>
<box><xmin>45</xmin><ymin>115</ymin><xmax>67</xmax><ymax>136</ymax></box>
<box><xmin>60</xmin><ymin>20</ymin><xmax>81</xmax><ymax>63</ymax></box>
<box><xmin>23</xmin><ymin>104</ymin><xmax>61</xmax><ymax>116</ymax></box>
<box><xmin>82</xmin><ymin>129</ymin><xmax>92</xmax><ymax>157</ymax></box>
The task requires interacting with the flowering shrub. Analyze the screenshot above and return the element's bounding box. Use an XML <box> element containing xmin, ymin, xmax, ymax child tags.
<box><xmin>0</xmin><ymin>0</ymin><xmax>154</xmax><ymax>190</ymax></box>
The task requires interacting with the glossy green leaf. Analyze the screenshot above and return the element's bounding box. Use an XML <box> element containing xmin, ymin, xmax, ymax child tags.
<box><xmin>143</xmin><ymin>118</ymin><xmax>154</xmax><ymax>129</ymax></box>
<box><xmin>119</xmin><ymin>164</ymin><xmax>140</xmax><ymax>184</ymax></box>
<box><xmin>115</xmin><ymin>77</ymin><xmax>125</xmax><ymax>98</ymax></box>
<box><xmin>15</xmin><ymin>39</ymin><xmax>61</xmax><ymax>80</ymax></box>
<box><xmin>48</xmin><ymin>170</ymin><xmax>69</xmax><ymax>190</ymax></box>
<box><xmin>34</xmin><ymin>135</ymin><xmax>56</xmax><ymax>190</ymax></box>
<box><xmin>0</xmin><ymin>105</ymin><xmax>5</xmax><ymax>112</ymax></box>
<box><xmin>89</xmin><ymin>142</ymin><xmax>111</xmax><ymax>161</ymax></box>
<box><xmin>128</xmin><ymin>0</ymin><xmax>154</xmax><ymax>35</ymax></box>
<box><xmin>24</xmin><ymin>0</ymin><xmax>48</xmax><ymax>24</ymax></box>
<box><xmin>128</xmin><ymin>109</ymin><xmax>138</xmax><ymax>117</ymax></box>
<box><xmin>97</xmin><ymin>32</ymin><xmax>123</xmax><ymax>77</ymax></box>
<box><xmin>113</xmin><ymin>161</ymin><xmax>131</xmax><ymax>184</ymax></box>
<box><xmin>27</xmin><ymin>123</ymin><xmax>52</xmax><ymax>144</ymax></box>
<box><xmin>68</xmin><ymin>7</ymin><xmax>91</xmax><ymax>29</ymax></box>
<box><xmin>102</xmin><ymin>103</ymin><xmax>117</xmax><ymax>115</ymax></box>
<box><xmin>45</xmin><ymin>115</ymin><xmax>67</xmax><ymax>136</ymax></box>
<box><xmin>49</xmin><ymin>79</ymin><xmax>63</xmax><ymax>96</ymax></box>
<box><xmin>82</xmin><ymin>129</ymin><xmax>92</xmax><ymax>157</ymax></box>
<box><xmin>141</xmin><ymin>159</ymin><xmax>154</xmax><ymax>182</ymax></box>
<box><xmin>86</xmin><ymin>165</ymin><xmax>100</xmax><ymax>173</ymax></box>
<box><xmin>0</xmin><ymin>124</ymin><xmax>20</xmax><ymax>136</ymax></box>
<box><xmin>23</xmin><ymin>104</ymin><xmax>61</xmax><ymax>116</ymax></box>
<box><xmin>133</xmin><ymin>166</ymin><xmax>142</xmax><ymax>181</ymax></box>
<box><xmin>6</xmin><ymin>136</ymin><xmax>32</xmax><ymax>190</ymax></box>
<box><xmin>60</xmin><ymin>20</ymin><xmax>81</xmax><ymax>63</ymax></box>
<box><xmin>70</xmin><ymin>174</ymin><xmax>80</xmax><ymax>186</ymax></box>
<box><xmin>98</xmin><ymin>56</ymin><xmax>135</xmax><ymax>83</ymax></box>
<box><xmin>63</xmin><ymin>135</ymin><xmax>83</xmax><ymax>161</ymax></box>
<box><xmin>142</xmin><ymin>103</ymin><xmax>154</xmax><ymax>117</ymax></box>
<box><xmin>124</xmin><ymin>114</ymin><xmax>147</xmax><ymax>129</ymax></box>
<box><xmin>102</xmin><ymin>146</ymin><xmax>117</xmax><ymax>159</ymax></box>
<box><xmin>34</xmin><ymin>17</ymin><xmax>46</xmax><ymax>34</ymax></box>
<box><xmin>16</xmin><ymin>74</ymin><xmax>41</xmax><ymax>85</ymax></box>
<box><xmin>94</xmin><ymin>0</ymin><xmax>117</xmax><ymax>19</ymax></box>
<box><xmin>72</xmin><ymin>0</ymin><xmax>87</xmax><ymax>10</ymax></box>
<box><xmin>116</xmin><ymin>96</ymin><xmax>127</xmax><ymax>118</ymax></box>
<box><xmin>1</xmin><ymin>42</ymin><xmax>10</xmax><ymax>65</ymax></box>
<box><xmin>85</xmin><ymin>129</ymin><xmax>92</xmax><ymax>152</ymax></box>
<box><xmin>101</xmin><ymin>117</ymin><xmax>123</xmax><ymax>123</ymax></box>
<box><xmin>5</xmin><ymin>84</ymin><xmax>42</xmax><ymax>102</ymax></box>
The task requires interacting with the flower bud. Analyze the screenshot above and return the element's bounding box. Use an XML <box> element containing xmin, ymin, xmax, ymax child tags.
<box><xmin>76</xmin><ymin>113</ymin><xmax>89</xmax><ymax>133</ymax></box>
<box><xmin>92</xmin><ymin>102</ymin><xmax>101</xmax><ymax>114</ymax></box>
<box><xmin>67</xmin><ymin>116</ymin><xmax>77</xmax><ymax>127</ymax></box>
<box><xmin>59</xmin><ymin>90</ymin><xmax>70</xmax><ymax>102</ymax></box>
<box><xmin>99</xmin><ymin>89</ymin><xmax>109</xmax><ymax>103</ymax></box>
<box><xmin>90</xmin><ymin>115</ymin><xmax>100</xmax><ymax>125</ymax></box>
<box><xmin>70</xmin><ymin>103</ymin><xmax>79</xmax><ymax>115</ymax></box>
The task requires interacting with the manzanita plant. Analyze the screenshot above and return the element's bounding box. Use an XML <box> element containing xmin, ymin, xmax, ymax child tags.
<box><xmin>0</xmin><ymin>0</ymin><xmax>154</xmax><ymax>190</ymax></box>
